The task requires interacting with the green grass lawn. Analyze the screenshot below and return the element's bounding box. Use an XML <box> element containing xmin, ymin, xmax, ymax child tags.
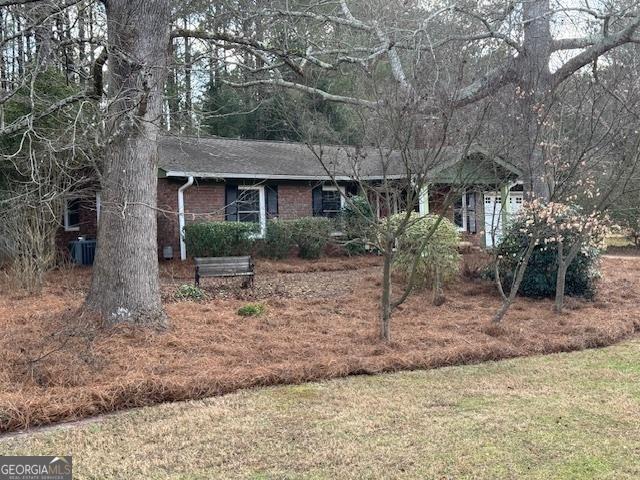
<box><xmin>2</xmin><ymin>340</ymin><xmax>640</xmax><ymax>480</ymax></box>
<box><xmin>606</xmin><ymin>234</ymin><xmax>636</xmax><ymax>248</ymax></box>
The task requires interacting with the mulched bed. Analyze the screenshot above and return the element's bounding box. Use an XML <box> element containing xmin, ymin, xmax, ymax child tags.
<box><xmin>0</xmin><ymin>254</ymin><xmax>639</xmax><ymax>433</ymax></box>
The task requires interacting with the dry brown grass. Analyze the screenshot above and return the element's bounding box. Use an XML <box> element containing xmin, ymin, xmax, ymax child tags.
<box><xmin>0</xmin><ymin>254</ymin><xmax>639</xmax><ymax>433</ymax></box>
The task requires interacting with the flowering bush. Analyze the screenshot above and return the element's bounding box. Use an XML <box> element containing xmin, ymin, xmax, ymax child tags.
<box><xmin>495</xmin><ymin>201</ymin><xmax>607</xmax><ymax>298</ymax></box>
<box><xmin>387</xmin><ymin>213</ymin><xmax>460</xmax><ymax>289</ymax></box>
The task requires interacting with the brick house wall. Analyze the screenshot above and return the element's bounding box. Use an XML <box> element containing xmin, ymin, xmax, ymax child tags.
<box><xmin>156</xmin><ymin>178</ymin><xmax>180</xmax><ymax>258</ymax></box>
<box><xmin>277</xmin><ymin>183</ymin><xmax>313</xmax><ymax>219</ymax></box>
<box><xmin>157</xmin><ymin>178</ymin><xmax>227</xmax><ymax>258</ymax></box>
<box><xmin>156</xmin><ymin>178</ymin><xmax>315</xmax><ymax>258</ymax></box>
<box><xmin>184</xmin><ymin>181</ymin><xmax>226</xmax><ymax>222</ymax></box>
<box><xmin>59</xmin><ymin>178</ymin><xmax>489</xmax><ymax>261</ymax></box>
<box><xmin>55</xmin><ymin>196</ymin><xmax>99</xmax><ymax>260</ymax></box>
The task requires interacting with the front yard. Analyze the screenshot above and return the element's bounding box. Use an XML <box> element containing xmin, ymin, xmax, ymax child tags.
<box><xmin>0</xmin><ymin>254</ymin><xmax>639</xmax><ymax>433</ymax></box>
<box><xmin>2</xmin><ymin>338</ymin><xmax>640</xmax><ymax>479</ymax></box>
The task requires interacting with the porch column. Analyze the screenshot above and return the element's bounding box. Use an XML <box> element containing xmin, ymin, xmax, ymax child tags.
<box><xmin>500</xmin><ymin>183</ymin><xmax>510</xmax><ymax>225</ymax></box>
<box><xmin>418</xmin><ymin>184</ymin><xmax>429</xmax><ymax>216</ymax></box>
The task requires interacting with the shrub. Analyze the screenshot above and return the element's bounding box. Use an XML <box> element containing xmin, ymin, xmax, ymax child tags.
<box><xmin>495</xmin><ymin>202</ymin><xmax>604</xmax><ymax>298</ymax></box>
<box><xmin>388</xmin><ymin>213</ymin><xmax>461</xmax><ymax>289</ymax></box>
<box><xmin>184</xmin><ymin>222</ymin><xmax>259</xmax><ymax>257</ymax></box>
<box><xmin>288</xmin><ymin>217</ymin><xmax>332</xmax><ymax>259</ymax></box>
<box><xmin>341</xmin><ymin>195</ymin><xmax>375</xmax><ymax>255</ymax></box>
<box><xmin>259</xmin><ymin>220</ymin><xmax>295</xmax><ymax>259</ymax></box>
<box><xmin>237</xmin><ymin>303</ymin><xmax>266</xmax><ymax>316</ymax></box>
<box><xmin>175</xmin><ymin>284</ymin><xmax>206</xmax><ymax>301</ymax></box>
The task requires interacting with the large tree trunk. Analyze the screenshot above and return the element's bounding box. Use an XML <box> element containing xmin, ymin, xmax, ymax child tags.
<box><xmin>85</xmin><ymin>0</ymin><xmax>171</xmax><ymax>328</ymax></box>
<box><xmin>518</xmin><ymin>0</ymin><xmax>553</xmax><ymax>201</ymax></box>
<box><xmin>33</xmin><ymin>3</ymin><xmax>54</xmax><ymax>67</ymax></box>
<box><xmin>183</xmin><ymin>17</ymin><xmax>192</xmax><ymax>130</ymax></box>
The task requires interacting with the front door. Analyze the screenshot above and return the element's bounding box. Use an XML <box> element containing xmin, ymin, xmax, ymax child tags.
<box><xmin>484</xmin><ymin>192</ymin><xmax>523</xmax><ymax>247</ymax></box>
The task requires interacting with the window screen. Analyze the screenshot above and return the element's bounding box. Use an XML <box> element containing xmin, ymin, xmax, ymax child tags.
<box><xmin>237</xmin><ymin>188</ymin><xmax>260</xmax><ymax>223</ymax></box>
<box><xmin>322</xmin><ymin>189</ymin><xmax>342</xmax><ymax>217</ymax></box>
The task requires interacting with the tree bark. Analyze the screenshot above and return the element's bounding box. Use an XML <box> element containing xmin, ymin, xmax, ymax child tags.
<box><xmin>33</xmin><ymin>2</ymin><xmax>53</xmax><ymax>67</ymax></box>
<box><xmin>554</xmin><ymin>262</ymin><xmax>567</xmax><ymax>313</ymax></box>
<box><xmin>183</xmin><ymin>17</ymin><xmax>192</xmax><ymax>130</ymax></box>
<box><xmin>380</xmin><ymin>242</ymin><xmax>393</xmax><ymax>342</ymax></box>
<box><xmin>518</xmin><ymin>0</ymin><xmax>553</xmax><ymax>201</ymax></box>
<box><xmin>492</xmin><ymin>239</ymin><xmax>537</xmax><ymax>323</ymax></box>
<box><xmin>77</xmin><ymin>3</ymin><xmax>86</xmax><ymax>87</ymax></box>
<box><xmin>554</xmin><ymin>241</ymin><xmax>581</xmax><ymax>314</ymax></box>
<box><xmin>85</xmin><ymin>0</ymin><xmax>171</xmax><ymax>328</ymax></box>
<box><xmin>166</xmin><ymin>39</ymin><xmax>179</xmax><ymax>131</ymax></box>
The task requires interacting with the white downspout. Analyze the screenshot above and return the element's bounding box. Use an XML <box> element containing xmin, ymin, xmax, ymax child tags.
<box><xmin>178</xmin><ymin>176</ymin><xmax>194</xmax><ymax>261</ymax></box>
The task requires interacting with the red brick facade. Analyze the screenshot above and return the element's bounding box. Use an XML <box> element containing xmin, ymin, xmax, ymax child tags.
<box><xmin>156</xmin><ymin>178</ymin><xmax>227</xmax><ymax>258</ymax></box>
<box><xmin>155</xmin><ymin>179</ymin><xmax>315</xmax><ymax>258</ymax></box>
<box><xmin>277</xmin><ymin>183</ymin><xmax>313</xmax><ymax>219</ymax></box>
<box><xmin>58</xmin><ymin>178</ymin><xmax>487</xmax><ymax>259</ymax></box>
<box><xmin>55</xmin><ymin>196</ymin><xmax>99</xmax><ymax>260</ymax></box>
<box><xmin>156</xmin><ymin>178</ymin><xmax>180</xmax><ymax>258</ymax></box>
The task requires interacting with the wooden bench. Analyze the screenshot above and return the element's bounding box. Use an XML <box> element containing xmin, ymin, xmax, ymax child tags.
<box><xmin>194</xmin><ymin>256</ymin><xmax>255</xmax><ymax>288</ymax></box>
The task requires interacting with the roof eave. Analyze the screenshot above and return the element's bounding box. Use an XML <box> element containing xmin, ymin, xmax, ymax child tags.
<box><xmin>162</xmin><ymin>170</ymin><xmax>407</xmax><ymax>181</ymax></box>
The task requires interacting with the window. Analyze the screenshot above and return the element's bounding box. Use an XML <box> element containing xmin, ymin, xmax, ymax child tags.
<box><xmin>453</xmin><ymin>194</ymin><xmax>467</xmax><ymax>232</ymax></box>
<box><xmin>64</xmin><ymin>198</ymin><xmax>81</xmax><ymax>231</ymax></box>
<box><xmin>321</xmin><ymin>185</ymin><xmax>345</xmax><ymax>218</ymax></box>
<box><xmin>236</xmin><ymin>186</ymin><xmax>266</xmax><ymax>236</ymax></box>
<box><xmin>237</xmin><ymin>188</ymin><xmax>261</xmax><ymax>222</ymax></box>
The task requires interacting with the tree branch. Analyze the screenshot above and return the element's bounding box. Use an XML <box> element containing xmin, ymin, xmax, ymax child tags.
<box><xmin>223</xmin><ymin>78</ymin><xmax>379</xmax><ymax>108</ymax></box>
<box><xmin>552</xmin><ymin>16</ymin><xmax>640</xmax><ymax>89</ymax></box>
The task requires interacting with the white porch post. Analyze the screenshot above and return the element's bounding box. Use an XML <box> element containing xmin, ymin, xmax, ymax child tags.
<box><xmin>178</xmin><ymin>176</ymin><xmax>194</xmax><ymax>261</ymax></box>
<box><xmin>500</xmin><ymin>183</ymin><xmax>510</xmax><ymax>225</ymax></box>
<box><xmin>418</xmin><ymin>184</ymin><xmax>429</xmax><ymax>216</ymax></box>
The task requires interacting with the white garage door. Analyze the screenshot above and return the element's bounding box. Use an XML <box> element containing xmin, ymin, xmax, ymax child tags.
<box><xmin>484</xmin><ymin>192</ymin><xmax>523</xmax><ymax>247</ymax></box>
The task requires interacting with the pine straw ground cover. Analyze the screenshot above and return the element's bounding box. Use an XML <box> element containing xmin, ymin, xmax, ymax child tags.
<box><xmin>0</xmin><ymin>254</ymin><xmax>639</xmax><ymax>433</ymax></box>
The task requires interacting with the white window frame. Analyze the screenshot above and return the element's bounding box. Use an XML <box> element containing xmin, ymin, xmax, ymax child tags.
<box><xmin>321</xmin><ymin>184</ymin><xmax>346</xmax><ymax>217</ymax></box>
<box><xmin>237</xmin><ymin>185</ymin><xmax>266</xmax><ymax>238</ymax></box>
<box><xmin>454</xmin><ymin>193</ymin><xmax>468</xmax><ymax>232</ymax></box>
<box><xmin>64</xmin><ymin>198</ymin><xmax>81</xmax><ymax>232</ymax></box>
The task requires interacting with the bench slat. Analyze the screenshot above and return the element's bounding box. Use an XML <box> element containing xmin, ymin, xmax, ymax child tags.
<box><xmin>198</xmin><ymin>263</ymin><xmax>250</xmax><ymax>269</ymax></box>
<box><xmin>198</xmin><ymin>266</ymin><xmax>252</xmax><ymax>274</ymax></box>
<box><xmin>198</xmin><ymin>272</ymin><xmax>254</xmax><ymax>278</ymax></box>
<box><xmin>195</xmin><ymin>256</ymin><xmax>251</xmax><ymax>265</ymax></box>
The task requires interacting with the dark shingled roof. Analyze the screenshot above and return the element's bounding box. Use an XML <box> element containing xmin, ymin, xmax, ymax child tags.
<box><xmin>158</xmin><ymin>134</ymin><xmax>521</xmax><ymax>181</ymax></box>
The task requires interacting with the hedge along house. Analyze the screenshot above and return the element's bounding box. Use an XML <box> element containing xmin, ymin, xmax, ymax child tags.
<box><xmin>58</xmin><ymin>134</ymin><xmax>523</xmax><ymax>262</ymax></box>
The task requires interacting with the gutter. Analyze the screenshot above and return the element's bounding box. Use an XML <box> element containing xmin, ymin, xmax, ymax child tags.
<box><xmin>163</xmin><ymin>170</ymin><xmax>407</xmax><ymax>181</ymax></box>
<box><xmin>178</xmin><ymin>176</ymin><xmax>194</xmax><ymax>261</ymax></box>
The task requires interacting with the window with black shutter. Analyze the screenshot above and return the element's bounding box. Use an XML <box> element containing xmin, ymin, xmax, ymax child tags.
<box><xmin>64</xmin><ymin>199</ymin><xmax>81</xmax><ymax>232</ymax></box>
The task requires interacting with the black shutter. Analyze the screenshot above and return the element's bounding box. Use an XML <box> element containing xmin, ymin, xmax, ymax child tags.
<box><xmin>312</xmin><ymin>185</ymin><xmax>323</xmax><ymax>216</ymax></box>
<box><xmin>467</xmin><ymin>192</ymin><xmax>477</xmax><ymax>233</ymax></box>
<box><xmin>266</xmin><ymin>185</ymin><xmax>278</xmax><ymax>219</ymax></box>
<box><xmin>225</xmin><ymin>184</ymin><xmax>238</xmax><ymax>221</ymax></box>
